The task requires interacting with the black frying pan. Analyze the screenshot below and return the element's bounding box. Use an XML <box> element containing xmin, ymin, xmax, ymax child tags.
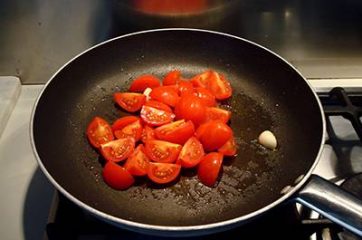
<box><xmin>31</xmin><ymin>29</ymin><xmax>362</xmax><ymax>236</ymax></box>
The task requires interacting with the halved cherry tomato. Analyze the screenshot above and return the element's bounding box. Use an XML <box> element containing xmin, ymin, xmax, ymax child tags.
<box><xmin>195</xmin><ymin>120</ymin><xmax>233</xmax><ymax>151</ymax></box>
<box><xmin>190</xmin><ymin>70</ymin><xmax>211</xmax><ymax>88</ymax></box>
<box><xmin>102</xmin><ymin>161</ymin><xmax>134</xmax><ymax>190</ymax></box>
<box><xmin>125</xmin><ymin>144</ymin><xmax>150</xmax><ymax>176</ymax></box>
<box><xmin>149</xmin><ymin>86</ymin><xmax>180</xmax><ymax>107</ymax></box>
<box><xmin>100</xmin><ymin>137</ymin><xmax>135</xmax><ymax>162</ymax></box>
<box><xmin>154</xmin><ymin>120</ymin><xmax>195</xmax><ymax>145</ymax></box>
<box><xmin>140</xmin><ymin>105</ymin><xmax>174</xmax><ymax>126</ymax></box>
<box><xmin>174</xmin><ymin>93</ymin><xmax>206</xmax><ymax>126</ymax></box>
<box><xmin>207</xmin><ymin>71</ymin><xmax>232</xmax><ymax>100</ymax></box>
<box><xmin>114</xmin><ymin>119</ymin><xmax>143</xmax><ymax>141</ymax></box>
<box><xmin>129</xmin><ymin>74</ymin><xmax>161</xmax><ymax>92</ymax></box>
<box><xmin>177</xmin><ymin>80</ymin><xmax>194</xmax><ymax>96</ymax></box>
<box><xmin>218</xmin><ymin>136</ymin><xmax>237</xmax><ymax>156</ymax></box>
<box><xmin>194</xmin><ymin>87</ymin><xmax>216</xmax><ymax>107</ymax></box>
<box><xmin>177</xmin><ymin>137</ymin><xmax>205</xmax><ymax>168</ymax></box>
<box><xmin>114</xmin><ymin>92</ymin><xmax>146</xmax><ymax>112</ymax></box>
<box><xmin>86</xmin><ymin>117</ymin><xmax>114</xmax><ymax>148</ymax></box>
<box><xmin>148</xmin><ymin>162</ymin><xmax>181</xmax><ymax>184</ymax></box>
<box><xmin>145</xmin><ymin>140</ymin><xmax>181</xmax><ymax>163</ymax></box>
<box><xmin>144</xmin><ymin>100</ymin><xmax>172</xmax><ymax>113</ymax></box>
<box><xmin>197</xmin><ymin>152</ymin><xmax>223</xmax><ymax>187</ymax></box>
<box><xmin>204</xmin><ymin>107</ymin><xmax>231</xmax><ymax>123</ymax></box>
<box><xmin>163</xmin><ymin>70</ymin><xmax>181</xmax><ymax>85</ymax></box>
<box><xmin>141</xmin><ymin>125</ymin><xmax>155</xmax><ymax>143</ymax></box>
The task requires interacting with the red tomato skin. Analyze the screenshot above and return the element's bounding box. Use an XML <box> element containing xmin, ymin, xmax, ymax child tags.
<box><xmin>114</xmin><ymin>92</ymin><xmax>146</xmax><ymax>112</ymax></box>
<box><xmin>125</xmin><ymin>144</ymin><xmax>150</xmax><ymax>176</ymax></box>
<box><xmin>190</xmin><ymin>70</ymin><xmax>211</xmax><ymax>88</ymax></box>
<box><xmin>100</xmin><ymin>137</ymin><xmax>135</xmax><ymax>162</ymax></box>
<box><xmin>203</xmin><ymin>107</ymin><xmax>231</xmax><ymax>123</ymax></box>
<box><xmin>154</xmin><ymin>120</ymin><xmax>195</xmax><ymax>145</ymax></box>
<box><xmin>195</xmin><ymin>120</ymin><xmax>233</xmax><ymax>151</ymax></box>
<box><xmin>174</xmin><ymin>94</ymin><xmax>206</xmax><ymax>126</ymax></box>
<box><xmin>178</xmin><ymin>81</ymin><xmax>194</xmax><ymax>96</ymax></box>
<box><xmin>140</xmin><ymin>105</ymin><xmax>174</xmax><ymax>127</ymax></box>
<box><xmin>163</xmin><ymin>70</ymin><xmax>181</xmax><ymax>85</ymax></box>
<box><xmin>218</xmin><ymin>136</ymin><xmax>237</xmax><ymax>156</ymax></box>
<box><xmin>194</xmin><ymin>87</ymin><xmax>216</xmax><ymax>107</ymax></box>
<box><xmin>178</xmin><ymin>136</ymin><xmax>205</xmax><ymax>168</ymax></box>
<box><xmin>129</xmin><ymin>74</ymin><xmax>161</xmax><ymax>92</ymax></box>
<box><xmin>147</xmin><ymin>162</ymin><xmax>181</xmax><ymax>184</ymax></box>
<box><xmin>144</xmin><ymin>100</ymin><xmax>172</xmax><ymax>113</ymax></box>
<box><xmin>102</xmin><ymin>161</ymin><xmax>134</xmax><ymax>190</ymax></box>
<box><xmin>149</xmin><ymin>86</ymin><xmax>180</xmax><ymax>107</ymax></box>
<box><xmin>198</xmin><ymin>152</ymin><xmax>223</xmax><ymax>187</ymax></box>
<box><xmin>86</xmin><ymin>117</ymin><xmax>114</xmax><ymax>148</ymax></box>
<box><xmin>144</xmin><ymin>140</ymin><xmax>182</xmax><ymax>163</ymax></box>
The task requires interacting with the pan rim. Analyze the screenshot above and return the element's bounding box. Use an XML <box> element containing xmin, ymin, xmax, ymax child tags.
<box><xmin>30</xmin><ymin>28</ymin><xmax>326</xmax><ymax>233</ymax></box>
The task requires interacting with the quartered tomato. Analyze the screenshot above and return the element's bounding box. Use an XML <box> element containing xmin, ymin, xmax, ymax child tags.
<box><xmin>144</xmin><ymin>100</ymin><xmax>172</xmax><ymax>113</ymax></box>
<box><xmin>207</xmin><ymin>72</ymin><xmax>232</xmax><ymax>100</ymax></box>
<box><xmin>150</xmin><ymin>86</ymin><xmax>180</xmax><ymax>107</ymax></box>
<box><xmin>102</xmin><ymin>161</ymin><xmax>134</xmax><ymax>190</ymax></box>
<box><xmin>190</xmin><ymin>70</ymin><xmax>211</xmax><ymax>88</ymax></box>
<box><xmin>114</xmin><ymin>119</ymin><xmax>143</xmax><ymax>142</ymax></box>
<box><xmin>204</xmin><ymin>107</ymin><xmax>231</xmax><ymax>123</ymax></box>
<box><xmin>86</xmin><ymin>117</ymin><xmax>114</xmax><ymax>148</ymax></box>
<box><xmin>141</xmin><ymin>125</ymin><xmax>155</xmax><ymax>143</ymax></box>
<box><xmin>145</xmin><ymin>140</ymin><xmax>182</xmax><ymax>163</ymax></box>
<box><xmin>218</xmin><ymin>136</ymin><xmax>237</xmax><ymax>156</ymax></box>
<box><xmin>125</xmin><ymin>144</ymin><xmax>150</xmax><ymax>176</ymax></box>
<box><xmin>154</xmin><ymin>119</ymin><xmax>195</xmax><ymax>145</ymax></box>
<box><xmin>177</xmin><ymin>137</ymin><xmax>205</xmax><ymax>168</ymax></box>
<box><xmin>114</xmin><ymin>92</ymin><xmax>146</xmax><ymax>112</ymax></box>
<box><xmin>148</xmin><ymin>162</ymin><xmax>181</xmax><ymax>184</ymax></box>
<box><xmin>129</xmin><ymin>74</ymin><xmax>161</xmax><ymax>92</ymax></box>
<box><xmin>112</xmin><ymin>116</ymin><xmax>139</xmax><ymax>132</ymax></box>
<box><xmin>195</xmin><ymin>120</ymin><xmax>233</xmax><ymax>151</ymax></box>
<box><xmin>197</xmin><ymin>152</ymin><xmax>223</xmax><ymax>187</ymax></box>
<box><xmin>163</xmin><ymin>70</ymin><xmax>181</xmax><ymax>85</ymax></box>
<box><xmin>100</xmin><ymin>137</ymin><xmax>135</xmax><ymax>162</ymax></box>
<box><xmin>174</xmin><ymin>93</ymin><xmax>206</xmax><ymax>126</ymax></box>
<box><xmin>177</xmin><ymin>81</ymin><xmax>194</xmax><ymax>96</ymax></box>
<box><xmin>194</xmin><ymin>87</ymin><xmax>216</xmax><ymax>107</ymax></box>
<box><xmin>140</xmin><ymin>105</ymin><xmax>174</xmax><ymax>126</ymax></box>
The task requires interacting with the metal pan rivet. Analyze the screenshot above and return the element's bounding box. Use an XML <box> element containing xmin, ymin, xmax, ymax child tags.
<box><xmin>294</xmin><ymin>174</ymin><xmax>305</xmax><ymax>185</ymax></box>
<box><xmin>280</xmin><ymin>185</ymin><xmax>292</xmax><ymax>195</ymax></box>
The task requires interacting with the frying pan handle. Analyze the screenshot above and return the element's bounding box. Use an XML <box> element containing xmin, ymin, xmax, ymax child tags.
<box><xmin>296</xmin><ymin>175</ymin><xmax>362</xmax><ymax>236</ymax></box>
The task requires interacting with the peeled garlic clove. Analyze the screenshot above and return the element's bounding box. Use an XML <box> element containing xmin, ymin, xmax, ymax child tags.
<box><xmin>258</xmin><ymin>130</ymin><xmax>277</xmax><ymax>150</ymax></box>
<box><xmin>143</xmin><ymin>87</ymin><xmax>152</xmax><ymax>101</ymax></box>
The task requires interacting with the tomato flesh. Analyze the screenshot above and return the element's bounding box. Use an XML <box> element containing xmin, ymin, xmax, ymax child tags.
<box><xmin>102</xmin><ymin>161</ymin><xmax>134</xmax><ymax>190</ymax></box>
<box><xmin>177</xmin><ymin>81</ymin><xmax>194</xmax><ymax>96</ymax></box>
<box><xmin>207</xmin><ymin>72</ymin><xmax>232</xmax><ymax>100</ymax></box>
<box><xmin>196</xmin><ymin>120</ymin><xmax>233</xmax><ymax>151</ymax></box>
<box><xmin>163</xmin><ymin>70</ymin><xmax>181</xmax><ymax>85</ymax></box>
<box><xmin>144</xmin><ymin>100</ymin><xmax>172</xmax><ymax>113</ymax></box>
<box><xmin>125</xmin><ymin>144</ymin><xmax>150</xmax><ymax>176</ymax></box>
<box><xmin>154</xmin><ymin>119</ymin><xmax>195</xmax><ymax>145</ymax></box>
<box><xmin>100</xmin><ymin>137</ymin><xmax>135</xmax><ymax>162</ymax></box>
<box><xmin>86</xmin><ymin>117</ymin><xmax>114</xmax><ymax>148</ymax></box>
<box><xmin>129</xmin><ymin>74</ymin><xmax>160</xmax><ymax>92</ymax></box>
<box><xmin>194</xmin><ymin>87</ymin><xmax>216</xmax><ymax>107</ymax></box>
<box><xmin>114</xmin><ymin>119</ymin><xmax>143</xmax><ymax>142</ymax></box>
<box><xmin>197</xmin><ymin>152</ymin><xmax>223</xmax><ymax>187</ymax></box>
<box><xmin>112</xmin><ymin>116</ymin><xmax>139</xmax><ymax>132</ymax></box>
<box><xmin>218</xmin><ymin>136</ymin><xmax>237</xmax><ymax>156</ymax></box>
<box><xmin>174</xmin><ymin>93</ymin><xmax>206</xmax><ymax>126</ymax></box>
<box><xmin>141</xmin><ymin>125</ymin><xmax>155</xmax><ymax>143</ymax></box>
<box><xmin>204</xmin><ymin>107</ymin><xmax>231</xmax><ymax>123</ymax></box>
<box><xmin>145</xmin><ymin>140</ymin><xmax>181</xmax><ymax>163</ymax></box>
<box><xmin>114</xmin><ymin>92</ymin><xmax>146</xmax><ymax>112</ymax></box>
<box><xmin>178</xmin><ymin>137</ymin><xmax>205</xmax><ymax>168</ymax></box>
<box><xmin>148</xmin><ymin>162</ymin><xmax>181</xmax><ymax>184</ymax></box>
<box><xmin>140</xmin><ymin>105</ymin><xmax>174</xmax><ymax>126</ymax></box>
<box><xmin>190</xmin><ymin>70</ymin><xmax>211</xmax><ymax>88</ymax></box>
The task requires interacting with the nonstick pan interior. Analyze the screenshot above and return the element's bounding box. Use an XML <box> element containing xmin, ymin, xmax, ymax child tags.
<box><xmin>32</xmin><ymin>29</ymin><xmax>324</xmax><ymax>226</ymax></box>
